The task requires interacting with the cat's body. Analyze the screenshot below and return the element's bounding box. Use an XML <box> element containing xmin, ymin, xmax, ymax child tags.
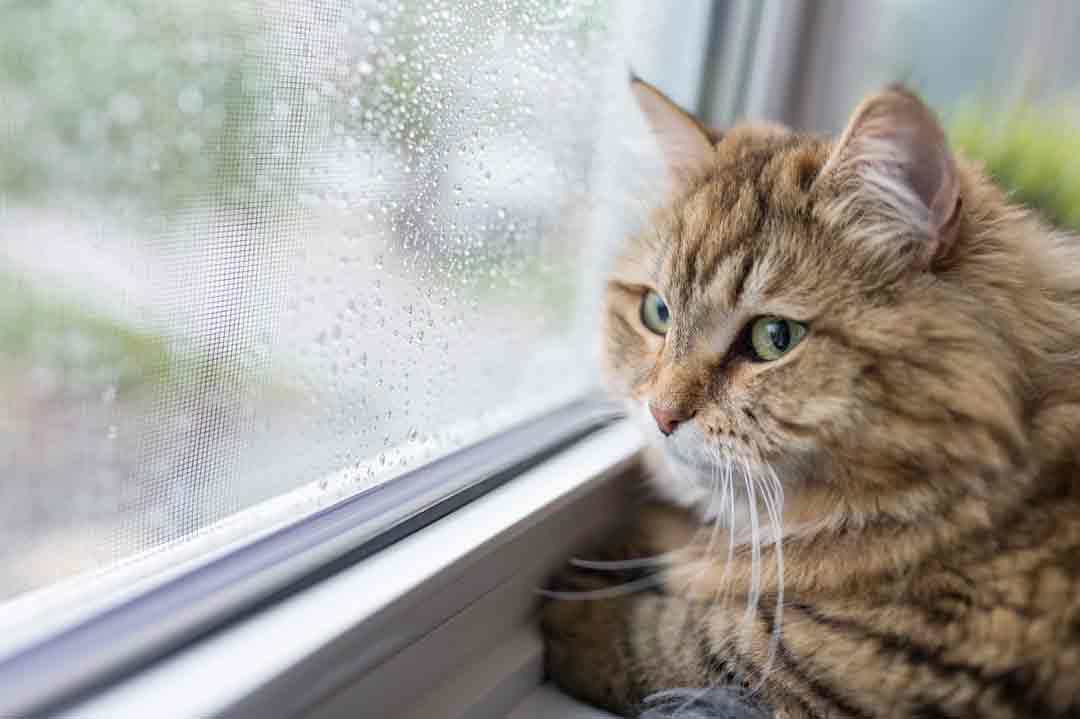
<box><xmin>542</xmin><ymin>83</ymin><xmax>1080</xmax><ymax>718</ymax></box>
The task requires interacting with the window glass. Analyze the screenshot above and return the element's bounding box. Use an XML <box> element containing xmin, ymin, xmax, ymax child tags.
<box><xmin>0</xmin><ymin>0</ymin><xmax>664</xmax><ymax>643</ymax></box>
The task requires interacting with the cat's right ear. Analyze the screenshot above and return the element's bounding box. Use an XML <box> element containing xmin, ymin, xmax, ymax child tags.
<box><xmin>630</xmin><ymin>76</ymin><xmax>714</xmax><ymax>186</ymax></box>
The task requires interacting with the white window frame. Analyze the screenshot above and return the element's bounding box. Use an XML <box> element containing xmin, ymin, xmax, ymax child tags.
<box><xmin>78</xmin><ymin>420</ymin><xmax>642</xmax><ymax>718</ymax></box>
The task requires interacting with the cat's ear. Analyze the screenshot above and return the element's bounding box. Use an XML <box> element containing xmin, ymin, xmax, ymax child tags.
<box><xmin>820</xmin><ymin>86</ymin><xmax>961</xmax><ymax>266</ymax></box>
<box><xmin>630</xmin><ymin>76</ymin><xmax>714</xmax><ymax>185</ymax></box>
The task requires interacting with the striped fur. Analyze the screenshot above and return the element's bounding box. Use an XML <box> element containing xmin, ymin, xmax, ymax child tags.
<box><xmin>542</xmin><ymin>84</ymin><xmax>1080</xmax><ymax>718</ymax></box>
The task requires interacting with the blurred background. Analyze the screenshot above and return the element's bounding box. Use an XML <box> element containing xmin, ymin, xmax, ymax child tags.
<box><xmin>3</xmin><ymin>0</ymin><xmax>1080</xmax><ymax>643</ymax></box>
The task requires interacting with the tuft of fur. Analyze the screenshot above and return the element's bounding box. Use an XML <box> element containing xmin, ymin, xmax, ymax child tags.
<box><xmin>640</xmin><ymin>688</ymin><xmax>771</xmax><ymax>719</ymax></box>
<box><xmin>543</xmin><ymin>80</ymin><xmax>1080</xmax><ymax>719</ymax></box>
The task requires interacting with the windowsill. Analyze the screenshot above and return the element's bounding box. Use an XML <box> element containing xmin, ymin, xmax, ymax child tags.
<box><xmin>0</xmin><ymin>392</ymin><xmax>594</xmax><ymax>665</ymax></box>
<box><xmin>77</xmin><ymin>420</ymin><xmax>644</xmax><ymax>718</ymax></box>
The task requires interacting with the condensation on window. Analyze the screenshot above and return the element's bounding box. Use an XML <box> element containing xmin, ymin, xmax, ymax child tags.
<box><xmin>0</xmin><ymin>0</ymin><xmax>663</xmax><ymax>629</ymax></box>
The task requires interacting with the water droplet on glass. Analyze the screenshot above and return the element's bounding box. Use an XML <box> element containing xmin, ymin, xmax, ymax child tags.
<box><xmin>107</xmin><ymin>93</ymin><xmax>143</xmax><ymax>125</ymax></box>
<box><xmin>177</xmin><ymin>86</ymin><xmax>204</xmax><ymax>114</ymax></box>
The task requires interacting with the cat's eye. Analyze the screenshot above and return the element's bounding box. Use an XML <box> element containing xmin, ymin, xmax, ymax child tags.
<box><xmin>640</xmin><ymin>290</ymin><xmax>671</xmax><ymax>335</ymax></box>
<box><xmin>748</xmin><ymin>316</ymin><xmax>807</xmax><ymax>361</ymax></box>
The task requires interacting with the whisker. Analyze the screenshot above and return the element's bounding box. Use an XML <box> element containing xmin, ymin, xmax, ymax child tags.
<box><xmin>724</xmin><ymin>455</ymin><xmax>736</xmax><ymax>572</ymax></box>
<box><xmin>741</xmin><ymin>457</ymin><xmax>762</xmax><ymax>634</ymax></box>
<box><xmin>764</xmin><ymin>466</ymin><xmax>786</xmax><ymax>670</ymax></box>
<box><xmin>569</xmin><ymin>554</ymin><xmax>679</xmax><ymax>571</ymax></box>
<box><xmin>708</xmin><ymin>453</ymin><xmax>738</xmax><ymax>610</ymax></box>
<box><xmin>547</xmin><ymin>442</ymin><xmax>789</xmax><ymax>705</ymax></box>
<box><xmin>542</xmin><ymin>552</ymin><xmax>724</xmax><ymax>602</ymax></box>
<box><xmin>748</xmin><ymin>464</ymin><xmax>785</xmax><ymax>691</ymax></box>
<box><xmin>691</xmin><ymin>444</ymin><xmax>725</xmax><ymax>589</ymax></box>
<box><xmin>657</xmin><ymin>453</ymin><xmax>731</xmax><ymax>717</ymax></box>
<box><xmin>536</xmin><ymin>574</ymin><xmax>665</xmax><ymax>601</ymax></box>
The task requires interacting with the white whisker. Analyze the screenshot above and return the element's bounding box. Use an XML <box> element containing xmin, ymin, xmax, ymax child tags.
<box><xmin>741</xmin><ymin>457</ymin><xmax>762</xmax><ymax>636</ymax></box>
<box><xmin>536</xmin><ymin>574</ymin><xmax>666</xmax><ymax>601</ymax></box>
<box><xmin>711</xmin><ymin>453</ymin><xmax>737</xmax><ymax>609</ymax></box>
<box><xmin>569</xmin><ymin>555</ymin><xmax>678</xmax><ymax>571</ymax></box>
<box><xmin>693</xmin><ymin>445</ymin><xmax>725</xmax><ymax>589</ymax></box>
<box><xmin>724</xmin><ymin>455</ymin><xmax>736</xmax><ymax>571</ymax></box>
<box><xmin>650</xmin><ymin>450</ymin><xmax>744</xmax><ymax>719</ymax></box>
<box><xmin>750</xmin><ymin>464</ymin><xmax>785</xmax><ymax>690</ymax></box>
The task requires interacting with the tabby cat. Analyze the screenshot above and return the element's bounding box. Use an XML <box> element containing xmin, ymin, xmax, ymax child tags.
<box><xmin>541</xmin><ymin>78</ymin><xmax>1080</xmax><ymax>718</ymax></box>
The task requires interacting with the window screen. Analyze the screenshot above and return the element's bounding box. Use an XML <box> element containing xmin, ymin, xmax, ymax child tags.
<box><xmin>0</xmin><ymin>0</ymin><xmax>662</xmax><ymax>647</ymax></box>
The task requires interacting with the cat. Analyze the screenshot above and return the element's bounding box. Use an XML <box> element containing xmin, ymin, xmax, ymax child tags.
<box><xmin>541</xmin><ymin>77</ymin><xmax>1080</xmax><ymax>719</ymax></box>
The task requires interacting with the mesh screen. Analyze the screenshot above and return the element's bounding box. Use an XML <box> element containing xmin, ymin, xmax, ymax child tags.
<box><xmin>0</xmin><ymin>0</ymin><xmax>652</xmax><ymax>619</ymax></box>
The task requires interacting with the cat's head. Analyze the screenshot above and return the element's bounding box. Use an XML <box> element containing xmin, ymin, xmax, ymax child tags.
<box><xmin>606</xmin><ymin>79</ymin><xmax>1031</xmax><ymax>524</ymax></box>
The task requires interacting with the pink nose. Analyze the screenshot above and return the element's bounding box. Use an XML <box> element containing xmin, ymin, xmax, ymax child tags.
<box><xmin>649</xmin><ymin>404</ymin><xmax>693</xmax><ymax>436</ymax></box>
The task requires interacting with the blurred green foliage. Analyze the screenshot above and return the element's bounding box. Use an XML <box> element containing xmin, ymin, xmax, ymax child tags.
<box><xmin>0</xmin><ymin>271</ymin><xmax>284</xmax><ymax>394</ymax></box>
<box><xmin>950</xmin><ymin>103</ymin><xmax>1080</xmax><ymax>232</ymax></box>
<box><xmin>0</xmin><ymin>0</ymin><xmax>604</xmax><ymax>392</ymax></box>
<box><xmin>0</xmin><ymin>0</ymin><xmax>271</xmax><ymax>390</ymax></box>
<box><xmin>0</xmin><ymin>0</ymin><xmax>257</xmax><ymax>214</ymax></box>
<box><xmin>0</xmin><ymin>272</ymin><xmax>168</xmax><ymax>391</ymax></box>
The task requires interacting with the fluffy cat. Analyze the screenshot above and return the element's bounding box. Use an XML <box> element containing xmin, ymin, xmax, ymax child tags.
<box><xmin>541</xmin><ymin>78</ymin><xmax>1080</xmax><ymax>718</ymax></box>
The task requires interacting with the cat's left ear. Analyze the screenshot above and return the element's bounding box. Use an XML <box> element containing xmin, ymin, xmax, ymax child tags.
<box><xmin>819</xmin><ymin>86</ymin><xmax>961</xmax><ymax>267</ymax></box>
<box><xmin>630</xmin><ymin>76</ymin><xmax>715</xmax><ymax>186</ymax></box>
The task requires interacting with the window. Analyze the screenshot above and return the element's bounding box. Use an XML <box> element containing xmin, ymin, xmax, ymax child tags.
<box><xmin>1</xmin><ymin>1</ymin><xmax>706</xmax><ymax>713</ymax></box>
<box><xmin>1</xmin><ymin>0</ymin><xmax>625</xmax><ymax>639</ymax></box>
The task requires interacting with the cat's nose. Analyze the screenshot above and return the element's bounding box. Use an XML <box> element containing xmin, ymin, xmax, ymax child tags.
<box><xmin>649</xmin><ymin>404</ymin><xmax>693</xmax><ymax>436</ymax></box>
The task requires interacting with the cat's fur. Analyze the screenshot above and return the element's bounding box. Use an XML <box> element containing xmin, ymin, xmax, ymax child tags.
<box><xmin>542</xmin><ymin>80</ymin><xmax>1080</xmax><ymax>718</ymax></box>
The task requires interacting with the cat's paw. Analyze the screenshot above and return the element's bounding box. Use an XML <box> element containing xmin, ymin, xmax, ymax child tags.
<box><xmin>540</xmin><ymin>569</ymin><xmax>643</xmax><ymax>713</ymax></box>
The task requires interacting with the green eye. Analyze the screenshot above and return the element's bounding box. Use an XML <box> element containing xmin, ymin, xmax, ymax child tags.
<box><xmin>640</xmin><ymin>290</ymin><xmax>671</xmax><ymax>335</ymax></box>
<box><xmin>749</xmin><ymin>316</ymin><xmax>807</xmax><ymax>361</ymax></box>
